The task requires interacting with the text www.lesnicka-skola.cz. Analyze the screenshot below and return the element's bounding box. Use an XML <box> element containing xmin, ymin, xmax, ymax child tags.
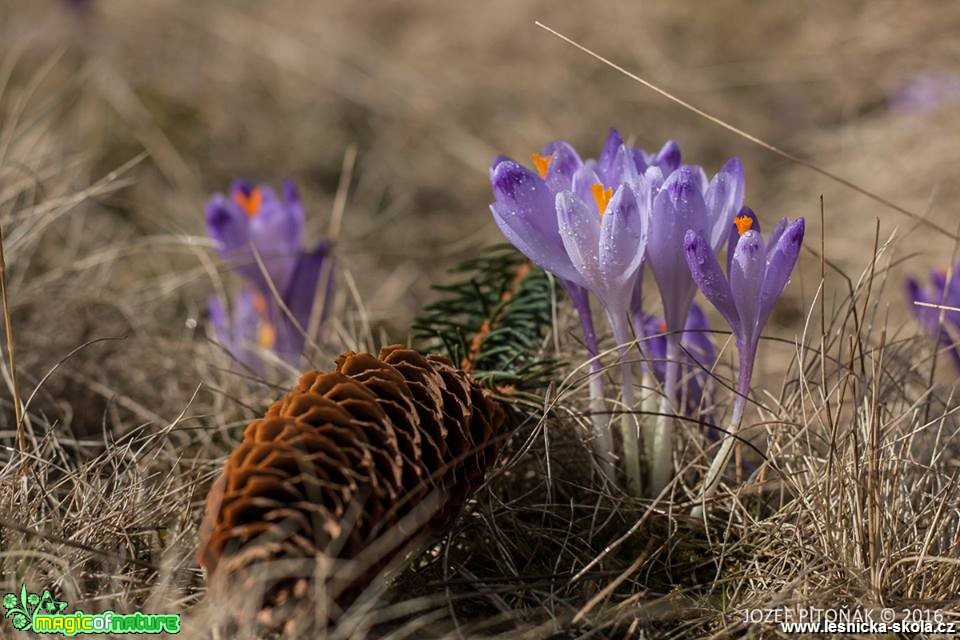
<box><xmin>744</xmin><ymin>607</ymin><xmax>957</xmax><ymax>636</ymax></box>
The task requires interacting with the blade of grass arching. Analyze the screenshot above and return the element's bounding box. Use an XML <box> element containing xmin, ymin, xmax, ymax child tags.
<box><xmin>305</xmin><ymin>144</ymin><xmax>356</xmax><ymax>367</ymax></box>
<box><xmin>0</xmin><ymin>222</ymin><xmax>23</xmax><ymax>457</ymax></box>
<box><xmin>533</xmin><ymin>21</ymin><xmax>959</xmax><ymax>243</ymax></box>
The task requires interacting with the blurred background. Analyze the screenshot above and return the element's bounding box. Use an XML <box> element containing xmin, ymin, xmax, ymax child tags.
<box><xmin>1</xmin><ymin>0</ymin><xmax>959</xmax><ymax>425</ymax></box>
<box><xmin>2</xmin><ymin>2</ymin><xmax>960</xmax><ymax>632</ymax></box>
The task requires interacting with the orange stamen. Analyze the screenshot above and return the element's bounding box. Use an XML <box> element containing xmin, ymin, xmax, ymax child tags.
<box><xmin>531</xmin><ymin>153</ymin><xmax>552</xmax><ymax>179</ymax></box>
<box><xmin>591</xmin><ymin>183</ymin><xmax>614</xmax><ymax>216</ymax></box>
<box><xmin>233</xmin><ymin>187</ymin><xmax>263</xmax><ymax>218</ymax></box>
<box><xmin>658</xmin><ymin>320</ymin><xmax>667</xmax><ymax>333</ymax></box>
<box><xmin>258</xmin><ymin>322</ymin><xmax>276</xmax><ymax>349</ymax></box>
<box><xmin>251</xmin><ymin>293</ymin><xmax>269</xmax><ymax>315</ymax></box>
<box><xmin>734</xmin><ymin>215</ymin><xmax>754</xmax><ymax>236</ymax></box>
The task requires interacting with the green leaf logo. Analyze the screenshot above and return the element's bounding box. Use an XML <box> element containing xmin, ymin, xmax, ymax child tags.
<box><xmin>3</xmin><ymin>584</ymin><xmax>68</xmax><ymax>633</ymax></box>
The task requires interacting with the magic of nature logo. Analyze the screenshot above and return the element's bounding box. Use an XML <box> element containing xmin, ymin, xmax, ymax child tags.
<box><xmin>3</xmin><ymin>585</ymin><xmax>180</xmax><ymax>636</ymax></box>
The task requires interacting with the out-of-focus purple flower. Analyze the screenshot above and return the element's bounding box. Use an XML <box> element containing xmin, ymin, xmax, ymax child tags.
<box><xmin>906</xmin><ymin>263</ymin><xmax>960</xmax><ymax>371</ymax></box>
<box><xmin>889</xmin><ymin>71</ymin><xmax>960</xmax><ymax>115</ymax></box>
<box><xmin>62</xmin><ymin>0</ymin><xmax>93</xmax><ymax>14</ymax></box>
<box><xmin>641</xmin><ymin>303</ymin><xmax>716</xmax><ymax>424</ymax></box>
<box><xmin>206</xmin><ymin>179</ymin><xmax>304</xmax><ymax>295</ymax></box>
<box><xmin>685</xmin><ymin>208</ymin><xmax>804</xmax><ymax>513</ymax></box>
<box><xmin>207</xmin><ymin>179</ymin><xmax>332</xmax><ymax>369</ymax></box>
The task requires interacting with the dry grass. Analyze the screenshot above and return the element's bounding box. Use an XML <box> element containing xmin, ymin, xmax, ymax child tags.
<box><xmin>1</xmin><ymin>1</ymin><xmax>960</xmax><ymax>638</ymax></box>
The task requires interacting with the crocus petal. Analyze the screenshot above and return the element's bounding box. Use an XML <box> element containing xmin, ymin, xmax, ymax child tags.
<box><xmin>206</xmin><ymin>194</ymin><xmax>262</xmax><ymax>283</ymax></box>
<box><xmin>685</xmin><ymin>164</ymin><xmax>710</xmax><ymax>197</ymax></box>
<box><xmin>489</xmin><ymin>155</ymin><xmax>511</xmax><ymax>179</ymax></box>
<box><xmin>598</xmin><ymin>186</ymin><xmax>646</xmax><ymax>304</ymax></box>
<box><xmin>557</xmin><ymin>191</ymin><xmax>603</xmax><ymax>292</ymax></box>
<box><xmin>490</xmin><ymin>161</ymin><xmax>584</xmax><ymax>285</ymax></box>
<box><xmin>907</xmin><ymin>277</ymin><xmax>938</xmax><ymax>334</ymax></box>
<box><xmin>229</xmin><ymin>178</ymin><xmax>255</xmax><ymax>199</ymax></box>
<box><xmin>542</xmin><ymin>140</ymin><xmax>583</xmax><ymax>193</ymax></box>
<box><xmin>730</xmin><ymin>229</ymin><xmax>766</xmax><ymax>346</ymax></box>
<box><xmin>571</xmin><ymin>163</ymin><xmax>603</xmax><ymax>209</ymax></box>
<box><xmin>931</xmin><ymin>267</ymin><xmax>947</xmax><ymax>293</ymax></box>
<box><xmin>684</xmin><ymin>229</ymin><xmax>740</xmax><ymax>334</ymax></box>
<box><xmin>282</xmin><ymin>178</ymin><xmax>305</xmax><ymax>227</ymax></box>
<box><xmin>248</xmin><ymin>185</ymin><xmax>302</xmax><ymax>292</ymax></box>
<box><xmin>596</xmin><ymin>128</ymin><xmax>624</xmax><ymax>183</ymax></box>
<box><xmin>757</xmin><ymin>218</ymin><xmax>805</xmax><ymax>331</ymax></box>
<box><xmin>652</xmin><ymin>140</ymin><xmax>682</xmax><ymax>175</ymax></box>
<box><xmin>491</xmin><ymin>160</ymin><xmax>557</xmax><ymax>236</ymax></box>
<box><xmin>490</xmin><ymin>202</ymin><xmax>583</xmax><ymax>286</ymax></box>
<box><xmin>605</xmin><ymin>144</ymin><xmax>641</xmax><ymax>187</ymax></box>
<box><xmin>284</xmin><ymin>241</ymin><xmax>331</xmax><ymax>331</ymax></box>
<box><xmin>941</xmin><ymin>266</ymin><xmax>960</xmax><ymax>307</ymax></box>
<box><xmin>727</xmin><ymin>206</ymin><xmax>760</xmax><ymax>276</ymax></box>
<box><xmin>208</xmin><ymin>296</ymin><xmax>230</xmax><ymax>349</ymax></box>
<box><xmin>705</xmin><ymin>157</ymin><xmax>745</xmax><ymax>252</ymax></box>
<box><xmin>648</xmin><ymin>167</ymin><xmax>710</xmax><ymax>329</ymax></box>
<box><xmin>228</xmin><ymin>288</ymin><xmax>269</xmax><ymax>369</ymax></box>
<box><xmin>765</xmin><ymin>217</ymin><xmax>789</xmax><ymax>255</ymax></box>
<box><xmin>206</xmin><ymin>194</ymin><xmax>250</xmax><ymax>255</ymax></box>
<box><xmin>632</xmin><ymin>165</ymin><xmax>664</xmax><ymax>214</ymax></box>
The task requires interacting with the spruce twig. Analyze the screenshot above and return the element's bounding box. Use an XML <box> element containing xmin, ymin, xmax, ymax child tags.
<box><xmin>413</xmin><ymin>245</ymin><xmax>560</xmax><ymax>395</ymax></box>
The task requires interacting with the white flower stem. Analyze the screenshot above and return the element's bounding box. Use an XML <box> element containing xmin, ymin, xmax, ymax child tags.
<box><xmin>608</xmin><ymin>311</ymin><xmax>642</xmax><ymax>496</ymax></box>
<box><xmin>691</xmin><ymin>390</ymin><xmax>747</xmax><ymax>518</ymax></box>
<box><xmin>569</xmin><ymin>288</ymin><xmax>616</xmax><ymax>482</ymax></box>
<box><xmin>649</xmin><ymin>334</ymin><xmax>680</xmax><ymax>496</ymax></box>
<box><xmin>587</xmin><ymin>364</ymin><xmax>616</xmax><ymax>482</ymax></box>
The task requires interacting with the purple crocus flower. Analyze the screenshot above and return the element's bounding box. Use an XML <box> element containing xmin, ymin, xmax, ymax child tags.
<box><xmin>62</xmin><ymin>0</ymin><xmax>93</xmax><ymax>14</ymax></box>
<box><xmin>489</xmin><ymin>129</ymin><xmax>680</xmax><ymax>492</ymax></box>
<box><xmin>683</xmin><ymin>207</ymin><xmax>804</xmax><ymax>513</ymax></box>
<box><xmin>207</xmin><ymin>179</ymin><xmax>333</xmax><ymax>370</ymax></box>
<box><xmin>206</xmin><ymin>179</ymin><xmax>304</xmax><ymax>294</ymax></box>
<box><xmin>906</xmin><ymin>264</ymin><xmax>960</xmax><ymax>372</ymax></box>
<box><xmin>645</xmin><ymin>158</ymin><xmax>744</xmax><ymax>494</ymax></box>
<box><xmin>889</xmin><ymin>71</ymin><xmax>960</xmax><ymax>115</ymax></box>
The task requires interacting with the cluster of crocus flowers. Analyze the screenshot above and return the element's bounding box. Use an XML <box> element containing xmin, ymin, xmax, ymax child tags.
<box><xmin>490</xmin><ymin>129</ymin><xmax>680</xmax><ymax>493</ymax></box>
<box><xmin>206</xmin><ymin>179</ymin><xmax>333</xmax><ymax>371</ymax></box>
<box><xmin>490</xmin><ymin>129</ymin><xmax>746</xmax><ymax>496</ymax></box>
<box><xmin>906</xmin><ymin>264</ymin><xmax>960</xmax><ymax>372</ymax></box>
<box><xmin>489</xmin><ymin>128</ymin><xmax>805</xmax><ymax>501</ymax></box>
<box><xmin>685</xmin><ymin>207</ymin><xmax>804</xmax><ymax>513</ymax></box>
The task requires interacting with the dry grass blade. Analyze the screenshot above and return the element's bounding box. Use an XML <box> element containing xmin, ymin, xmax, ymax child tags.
<box><xmin>0</xmin><ymin>221</ymin><xmax>23</xmax><ymax>456</ymax></box>
<box><xmin>533</xmin><ymin>21</ymin><xmax>959</xmax><ymax>242</ymax></box>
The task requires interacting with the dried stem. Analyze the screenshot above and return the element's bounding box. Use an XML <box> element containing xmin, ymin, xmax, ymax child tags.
<box><xmin>0</xmin><ymin>221</ymin><xmax>23</xmax><ymax>455</ymax></box>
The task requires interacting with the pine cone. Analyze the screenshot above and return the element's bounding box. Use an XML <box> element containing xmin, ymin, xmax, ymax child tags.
<box><xmin>197</xmin><ymin>345</ymin><xmax>506</xmax><ymax>631</ymax></box>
